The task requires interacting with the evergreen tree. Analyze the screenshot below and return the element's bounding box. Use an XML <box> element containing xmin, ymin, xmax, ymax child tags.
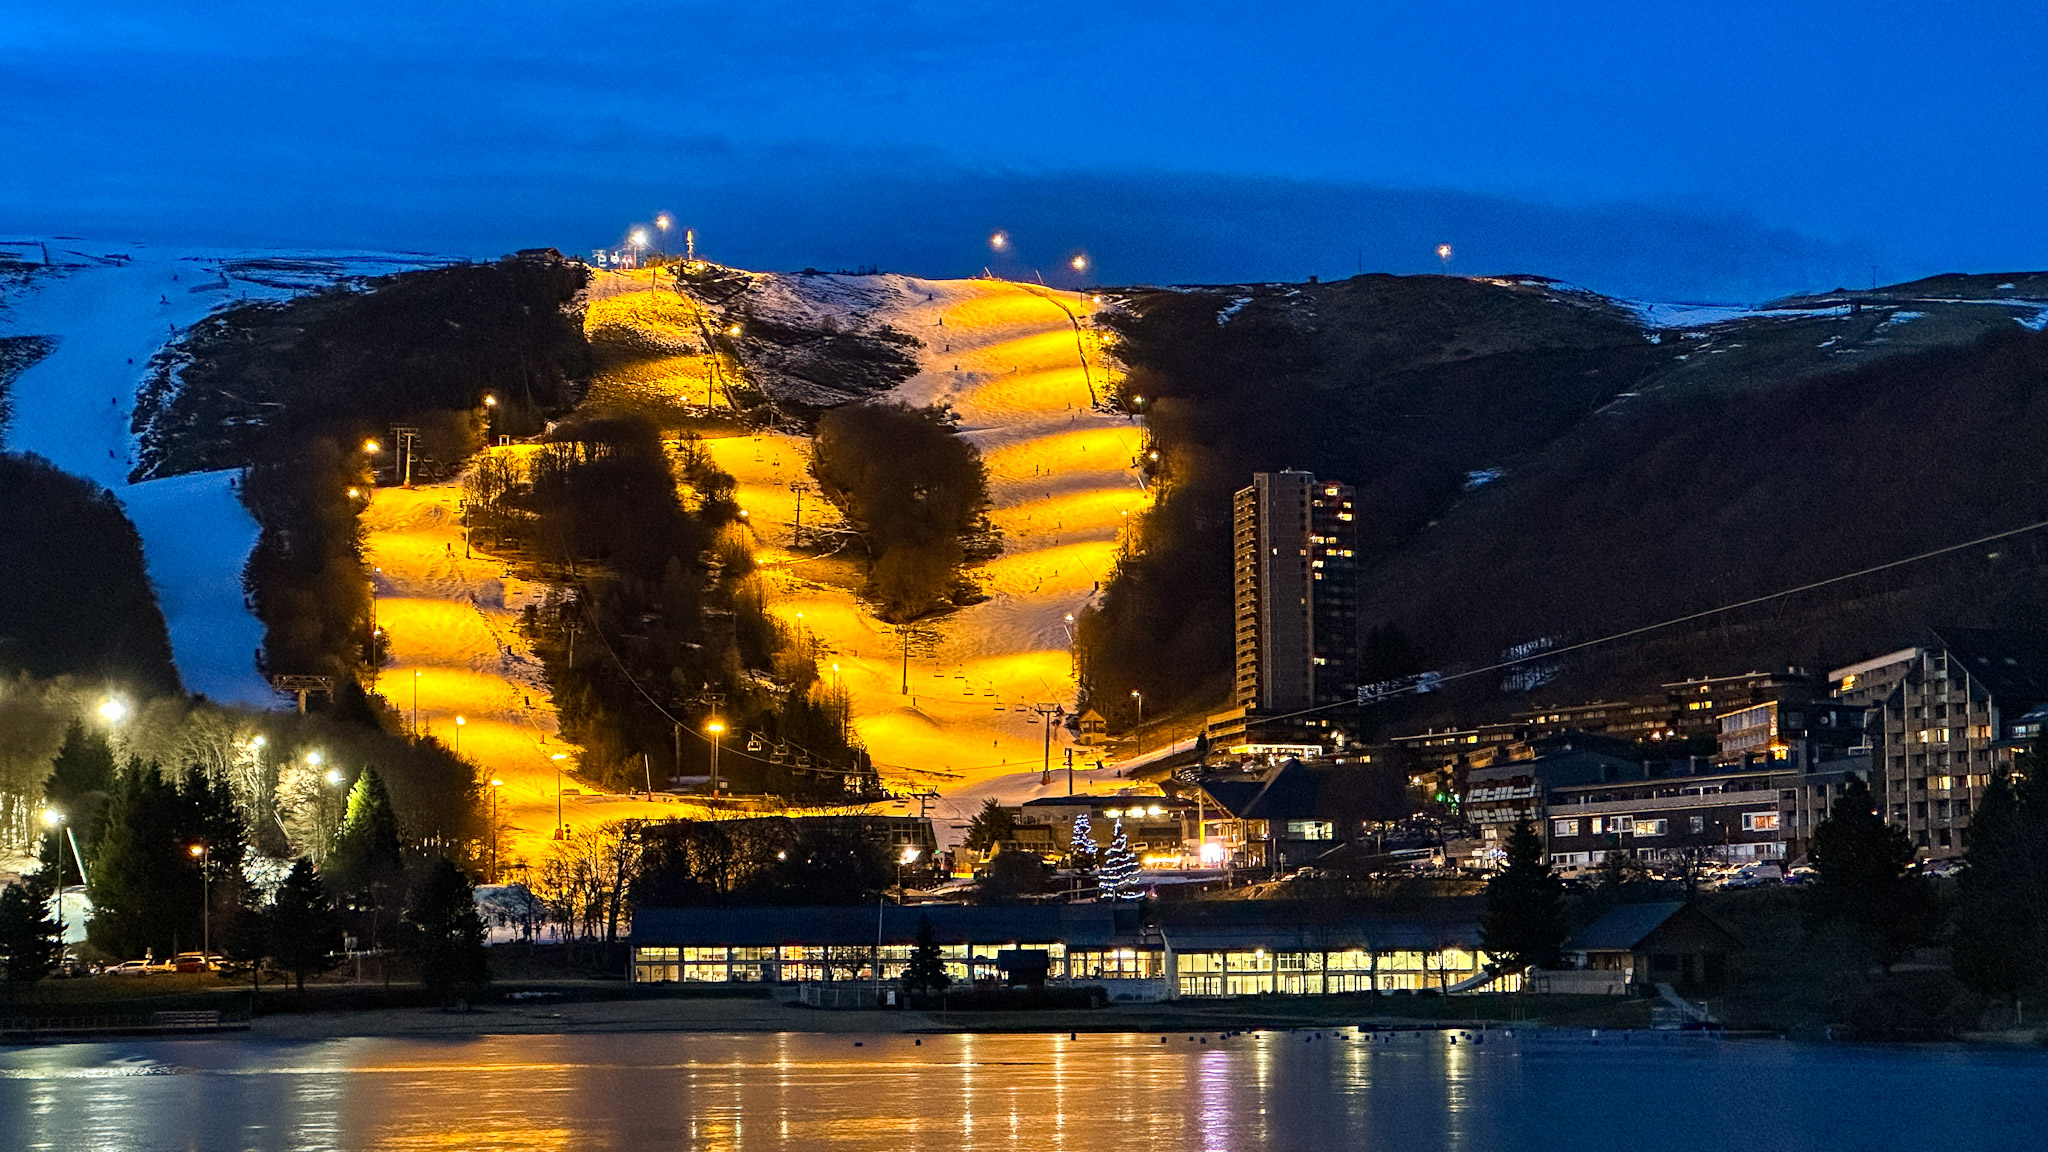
<box><xmin>1066</xmin><ymin>812</ymin><xmax>1097</xmax><ymax>870</ymax></box>
<box><xmin>43</xmin><ymin>719</ymin><xmax>116</xmax><ymax>846</ymax></box>
<box><xmin>1480</xmin><ymin>818</ymin><xmax>1569</xmax><ymax>973</ymax></box>
<box><xmin>86</xmin><ymin>760</ymin><xmax>192</xmax><ymax>961</ymax></box>
<box><xmin>327</xmin><ymin>767</ymin><xmax>406</xmax><ymax>944</ymax></box>
<box><xmin>962</xmin><ymin>798</ymin><xmax>1015</xmax><ymax>852</ymax></box>
<box><xmin>1952</xmin><ymin>760</ymin><xmax>2048</xmax><ymax>1016</ymax></box>
<box><xmin>1097</xmin><ymin>819</ymin><xmax>1139</xmax><ymax>900</ymax></box>
<box><xmin>1810</xmin><ymin>775</ymin><xmax>1938</xmax><ymax>973</ymax></box>
<box><xmin>268</xmin><ymin>858</ymin><xmax>341</xmax><ymax>991</ymax></box>
<box><xmin>181</xmin><ymin>768</ymin><xmax>249</xmax><ymax>951</ymax></box>
<box><xmin>0</xmin><ymin>869</ymin><xmax>62</xmax><ymax>989</ymax></box>
<box><xmin>901</xmin><ymin>913</ymin><xmax>950</xmax><ymax>993</ymax></box>
<box><xmin>404</xmin><ymin>857</ymin><xmax>489</xmax><ymax>999</ymax></box>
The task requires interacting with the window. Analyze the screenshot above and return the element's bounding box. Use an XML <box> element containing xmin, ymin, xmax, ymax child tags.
<box><xmin>1634</xmin><ymin>819</ymin><xmax>1668</xmax><ymax>837</ymax></box>
<box><xmin>1611</xmin><ymin>816</ymin><xmax>1635</xmax><ymax>834</ymax></box>
<box><xmin>1689</xmin><ymin>816</ymin><xmax>1705</xmax><ymax>834</ymax></box>
<box><xmin>1286</xmin><ymin>820</ymin><xmax>1335</xmax><ymax>840</ymax></box>
<box><xmin>1741</xmin><ymin>812</ymin><xmax>1781</xmax><ymax>832</ymax></box>
<box><xmin>1552</xmin><ymin>818</ymin><xmax>1580</xmax><ymax>837</ymax></box>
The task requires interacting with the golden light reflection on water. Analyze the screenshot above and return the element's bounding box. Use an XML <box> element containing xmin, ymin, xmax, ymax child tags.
<box><xmin>0</xmin><ymin>1025</ymin><xmax>1925</xmax><ymax>1151</ymax></box>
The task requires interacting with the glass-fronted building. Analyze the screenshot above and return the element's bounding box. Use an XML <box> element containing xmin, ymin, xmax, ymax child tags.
<box><xmin>628</xmin><ymin>904</ymin><xmax>1517</xmax><ymax>999</ymax></box>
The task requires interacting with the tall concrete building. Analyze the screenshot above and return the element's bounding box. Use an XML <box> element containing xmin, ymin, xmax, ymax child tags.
<box><xmin>1232</xmin><ymin>471</ymin><xmax>1358</xmax><ymax>713</ymax></box>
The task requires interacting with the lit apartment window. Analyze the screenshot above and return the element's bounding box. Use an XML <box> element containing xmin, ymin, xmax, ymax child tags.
<box><xmin>1634</xmin><ymin>819</ymin><xmax>1668</xmax><ymax>837</ymax></box>
<box><xmin>1741</xmin><ymin>812</ymin><xmax>1781</xmax><ymax>832</ymax></box>
<box><xmin>1552</xmin><ymin>819</ymin><xmax>1579</xmax><ymax>837</ymax></box>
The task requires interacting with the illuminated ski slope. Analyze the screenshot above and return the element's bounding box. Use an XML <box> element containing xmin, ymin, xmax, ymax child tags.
<box><xmin>685</xmin><ymin>273</ymin><xmax>1160</xmax><ymax>834</ymax></box>
<box><xmin>360</xmin><ymin>481</ymin><xmax>714</xmax><ymax>869</ymax></box>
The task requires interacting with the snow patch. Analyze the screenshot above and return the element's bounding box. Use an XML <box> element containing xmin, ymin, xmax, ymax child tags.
<box><xmin>1215</xmin><ymin>297</ymin><xmax>1252</xmax><ymax>325</ymax></box>
<box><xmin>1463</xmin><ymin>468</ymin><xmax>1504</xmax><ymax>489</ymax></box>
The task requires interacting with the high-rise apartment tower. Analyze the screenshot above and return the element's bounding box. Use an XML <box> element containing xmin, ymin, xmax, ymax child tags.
<box><xmin>1232</xmin><ymin>471</ymin><xmax>1358</xmax><ymax>712</ymax></box>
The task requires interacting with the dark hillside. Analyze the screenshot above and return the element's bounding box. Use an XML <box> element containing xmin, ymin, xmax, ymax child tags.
<box><xmin>1085</xmin><ymin>271</ymin><xmax>2048</xmax><ymax>731</ymax></box>
<box><xmin>1372</xmin><ymin>324</ymin><xmax>2048</xmax><ymax>715</ymax></box>
<box><xmin>0</xmin><ymin>454</ymin><xmax>179</xmax><ymax>695</ymax></box>
<box><xmin>1079</xmin><ymin>274</ymin><xmax>1656</xmax><ymax>725</ymax></box>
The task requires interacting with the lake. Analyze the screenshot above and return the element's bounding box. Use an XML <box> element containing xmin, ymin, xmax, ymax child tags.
<box><xmin>0</xmin><ymin>1028</ymin><xmax>2040</xmax><ymax>1151</ymax></box>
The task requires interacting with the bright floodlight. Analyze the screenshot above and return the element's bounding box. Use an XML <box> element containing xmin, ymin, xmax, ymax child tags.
<box><xmin>989</xmin><ymin>230</ymin><xmax>1009</xmax><ymax>251</ymax></box>
<box><xmin>250</xmin><ymin>734</ymin><xmax>266</xmax><ymax>749</ymax></box>
<box><xmin>41</xmin><ymin>809</ymin><xmax>62</xmax><ymax>827</ymax></box>
<box><xmin>1436</xmin><ymin>243</ymin><xmax>1453</xmax><ymax>260</ymax></box>
<box><xmin>726</xmin><ymin>323</ymin><xmax>742</xmax><ymax>336</ymax></box>
<box><xmin>630</xmin><ymin>229</ymin><xmax>650</xmax><ymax>247</ymax></box>
<box><xmin>98</xmin><ymin>698</ymin><xmax>129</xmax><ymax>724</ymax></box>
<box><xmin>483</xmin><ymin>394</ymin><xmax>498</xmax><ymax>407</ymax></box>
<box><xmin>655</xmin><ymin>213</ymin><xmax>672</xmax><ymax>230</ymax></box>
<box><xmin>326</xmin><ymin>769</ymin><xmax>345</xmax><ymax>786</ymax></box>
<box><xmin>188</xmin><ymin>843</ymin><xmax>204</xmax><ymax>858</ymax></box>
<box><xmin>490</xmin><ymin>778</ymin><xmax>504</xmax><ymax>787</ymax></box>
<box><xmin>1070</xmin><ymin>254</ymin><xmax>1089</xmax><ymax>272</ymax></box>
<box><xmin>550</xmin><ymin>752</ymin><xmax>567</xmax><ymax>761</ymax></box>
<box><xmin>900</xmin><ymin>846</ymin><xmax>922</xmax><ymax>865</ymax></box>
<box><xmin>456</xmin><ymin>715</ymin><xmax>466</xmax><ymax>726</ymax></box>
<box><xmin>706</xmin><ymin>719</ymin><xmax>726</xmax><ymax>735</ymax></box>
<box><xmin>363</xmin><ymin>439</ymin><xmax>381</xmax><ymax>453</ymax></box>
<box><xmin>306</xmin><ymin>750</ymin><xmax>323</xmax><ymax>766</ymax></box>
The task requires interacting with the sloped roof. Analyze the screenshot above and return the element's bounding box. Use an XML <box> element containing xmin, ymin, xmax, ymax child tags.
<box><xmin>1565</xmin><ymin>902</ymin><xmax>1687</xmax><ymax>952</ymax></box>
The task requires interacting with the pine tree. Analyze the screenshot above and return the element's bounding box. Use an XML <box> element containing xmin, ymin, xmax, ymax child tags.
<box><xmin>1480</xmin><ymin>818</ymin><xmax>1568</xmax><ymax>973</ymax></box>
<box><xmin>86</xmin><ymin>760</ymin><xmax>190</xmax><ymax>961</ymax></box>
<box><xmin>1067</xmin><ymin>812</ymin><xmax>1097</xmax><ymax>870</ymax></box>
<box><xmin>404</xmin><ymin>857</ymin><xmax>489</xmax><ymax>1000</ymax></box>
<box><xmin>962</xmin><ymin>798</ymin><xmax>1015</xmax><ymax>852</ymax></box>
<box><xmin>1097</xmin><ymin>819</ymin><xmax>1139</xmax><ymax>900</ymax></box>
<box><xmin>901</xmin><ymin>913</ymin><xmax>950</xmax><ymax>993</ymax></box>
<box><xmin>43</xmin><ymin>719</ymin><xmax>116</xmax><ymax>846</ymax></box>
<box><xmin>1952</xmin><ymin>759</ymin><xmax>2048</xmax><ymax>1016</ymax></box>
<box><xmin>0</xmin><ymin>870</ymin><xmax>62</xmax><ymax>989</ymax></box>
<box><xmin>1810</xmin><ymin>775</ymin><xmax>1938</xmax><ymax>973</ymax></box>
<box><xmin>269</xmin><ymin>858</ymin><xmax>341</xmax><ymax>992</ymax></box>
<box><xmin>327</xmin><ymin>767</ymin><xmax>406</xmax><ymax>944</ymax></box>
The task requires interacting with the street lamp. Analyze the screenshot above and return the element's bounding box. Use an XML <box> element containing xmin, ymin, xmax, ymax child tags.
<box><xmin>989</xmin><ymin>230</ymin><xmax>1009</xmax><ymax>252</ymax></box>
<box><xmin>706</xmin><ymin>718</ymin><xmax>726</xmax><ymax>797</ymax></box>
<box><xmin>42</xmin><ymin>809</ymin><xmax>65</xmax><ymax>968</ymax></box>
<box><xmin>1437</xmin><ymin>242</ymin><xmax>1453</xmax><ymax>272</ymax></box>
<box><xmin>898</xmin><ymin>845</ymin><xmax>921</xmax><ymax>904</ymax></box>
<box><xmin>98</xmin><ymin>697</ymin><xmax>129</xmax><ymax>725</ymax></box>
<box><xmin>488</xmin><ymin>778</ymin><xmax>505</xmax><ymax>883</ymax></box>
<box><xmin>454</xmin><ymin>715</ymin><xmax>466</xmax><ymax>756</ymax></box>
<box><xmin>1070</xmin><ymin>253</ymin><xmax>1089</xmax><ymax>273</ymax></box>
<box><xmin>1130</xmin><ymin>688</ymin><xmax>1144</xmax><ymax>725</ymax></box>
<box><xmin>188</xmin><ymin>841</ymin><xmax>210</xmax><ymax>958</ymax></box>
<box><xmin>412</xmin><ymin>670</ymin><xmax>421</xmax><ymax>738</ymax></box>
<box><xmin>551</xmin><ymin>752</ymin><xmax>569</xmax><ymax>839</ymax></box>
<box><xmin>655</xmin><ymin>213</ymin><xmax>672</xmax><ymax>255</ymax></box>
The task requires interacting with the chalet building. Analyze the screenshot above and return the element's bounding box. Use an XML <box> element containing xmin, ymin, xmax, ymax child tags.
<box><xmin>1837</xmin><ymin>631</ymin><xmax>2048</xmax><ymax>855</ymax></box>
<box><xmin>1180</xmin><ymin>758</ymin><xmax>1335</xmax><ymax>871</ymax></box>
<box><xmin>1073</xmin><ymin>709</ymin><xmax>1109</xmax><ymax>746</ymax></box>
<box><xmin>1560</xmin><ymin>902</ymin><xmax>1742</xmax><ymax>992</ymax></box>
<box><xmin>629</xmin><ymin>902</ymin><xmax>1520</xmax><ymax>998</ymax></box>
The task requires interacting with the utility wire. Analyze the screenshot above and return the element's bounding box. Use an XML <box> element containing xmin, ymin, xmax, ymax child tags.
<box><xmin>1250</xmin><ymin>513</ymin><xmax>2048</xmax><ymax>728</ymax></box>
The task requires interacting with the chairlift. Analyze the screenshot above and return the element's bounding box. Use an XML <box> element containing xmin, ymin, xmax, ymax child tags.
<box><xmin>772</xmin><ymin>743</ymin><xmax>789</xmax><ymax>763</ymax></box>
<box><xmin>796</xmin><ymin>753</ymin><xmax>812</xmax><ymax>769</ymax></box>
<box><xmin>746</xmin><ymin>735</ymin><xmax>765</xmax><ymax>753</ymax></box>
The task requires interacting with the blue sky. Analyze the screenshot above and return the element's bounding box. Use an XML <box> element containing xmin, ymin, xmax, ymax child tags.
<box><xmin>5</xmin><ymin>1</ymin><xmax>2045</xmax><ymax>299</ymax></box>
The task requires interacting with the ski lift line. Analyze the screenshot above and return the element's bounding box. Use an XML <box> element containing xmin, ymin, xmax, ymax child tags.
<box><xmin>1249</xmin><ymin>512</ymin><xmax>2048</xmax><ymax>730</ymax></box>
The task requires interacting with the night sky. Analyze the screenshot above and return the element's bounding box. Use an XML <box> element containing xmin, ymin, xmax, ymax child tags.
<box><xmin>7</xmin><ymin>1</ymin><xmax>2045</xmax><ymax>300</ymax></box>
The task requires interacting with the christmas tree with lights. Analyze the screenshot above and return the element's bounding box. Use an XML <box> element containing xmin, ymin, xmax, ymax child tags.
<box><xmin>1097</xmin><ymin>818</ymin><xmax>1139</xmax><ymax>900</ymax></box>
<box><xmin>1067</xmin><ymin>812</ymin><xmax>1097</xmax><ymax>870</ymax></box>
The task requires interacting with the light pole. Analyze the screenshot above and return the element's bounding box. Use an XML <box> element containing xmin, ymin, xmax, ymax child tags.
<box><xmin>1130</xmin><ymin>688</ymin><xmax>1144</xmax><ymax>726</ymax></box>
<box><xmin>551</xmin><ymin>753</ymin><xmax>568</xmax><ymax>839</ymax></box>
<box><xmin>488</xmin><ymin>778</ymin><xmax>504</xmax><ymax>883</ymax></box>
<box><xmin>188</xmin><ymin>841</ymin><xmax>210</xmax><ymax>958</ymax></box>
<box><xmin>41</xmin><ymin>809</ymin><xmax>64</xmax><ymax>969</ymax></box>
<box><xmin>706</xmin><ymin>718</ymin><xmax>725</xmax><ymax>797</ymax></box>
<box><xmin>412</xmin><ymin>671</ymin><xmax>421</xmax><ymax>739</ymax></box>
<box><xmin>898</xmin><ymin>845</ymin><xmax>921</xmax><ymax>904</ymax></box>
<box><xmin>655</xmin><ymin>213</ymin><xmax>672</xmax><ymax>257</ymax></box>
<box><xmin>454</xmin><ymin>715</ymin><xmax>465</xmax><ymax>756</ymax></box>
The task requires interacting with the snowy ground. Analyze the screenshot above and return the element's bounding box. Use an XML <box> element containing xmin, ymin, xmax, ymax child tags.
<box><xmin>672</xmin><ymin>272</ymin><xmax>1163</xmax><ymax>837</ymax></box>
<box><xmin>359</xmin><ymin>481</ymin><xmax>719</xmax><ymax>870</ymax></box>
<box><xmin>0</xmin><ymin>241</ymin><xmax>437</xmax><ymax>704</ymax></box>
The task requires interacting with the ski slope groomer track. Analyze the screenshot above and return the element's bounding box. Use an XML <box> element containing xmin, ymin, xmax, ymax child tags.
<box><xmin>0</xmin><ymin>241</ymin><xmax>435</xmax><ymax>704</ymax></box>
<box><xmin>698</xmin><ymin>274</ymin><xmax>1156</xmax><ymax>833</ymax></box>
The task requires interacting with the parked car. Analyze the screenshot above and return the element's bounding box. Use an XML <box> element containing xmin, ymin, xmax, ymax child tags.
<box><xmin>105</xmin><ymin>960</ymin><xmax>153</xmax><ymax>976</ymax></box>
<box><xmin>171</xmin><ymin>951</ymin><xmax>222</xmax><ymax>973</ymax></box>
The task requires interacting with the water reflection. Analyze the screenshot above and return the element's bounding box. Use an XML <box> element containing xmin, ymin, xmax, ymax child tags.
<box><xmin>0</xmin><ymin>1029</ymin><xmax>2043</xmax><ymax>1151</ymax></box>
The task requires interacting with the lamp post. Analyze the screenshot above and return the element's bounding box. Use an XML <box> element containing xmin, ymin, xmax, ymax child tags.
<box><xmin>706</xmin><ymin>718</ymin><xmax>725</xmax><ymax>797</ymax></box>
<box><xmin>454</xmin><ymin>715</ymin><xmax>465</xmax><ymax>756</ymax></box>
<box><xmin>412</xmin><ymin>671</ymin><xmax>421</xmax><ymax>739</ymax></box>
<box><xmin>551</xmin><ymin>753</ymin><xmax>568</xmax><ymax>840</ymax></box>
<box><xmin>1130</xmin><ymin>688</ymin><xmax>1144</xmax><ymax>726</ymax></box>
<box><xmin>488</xmin><ymin>778</ymin><xmax>504</xmax><ymax>883</ymax></box>
<box><xmin>898</xmin><ymin>845</ymin><xmax>921</xmax><ymax>905</ymax></box>
<box><xmin>41</xmin><ymin>809</ymin><xmax>64</xmax><ymax>969</ymax></box>
<box><xmin>188</xmin><ymin>841</ymin><xmax>210</xmax><ymax>958</ymax></box>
